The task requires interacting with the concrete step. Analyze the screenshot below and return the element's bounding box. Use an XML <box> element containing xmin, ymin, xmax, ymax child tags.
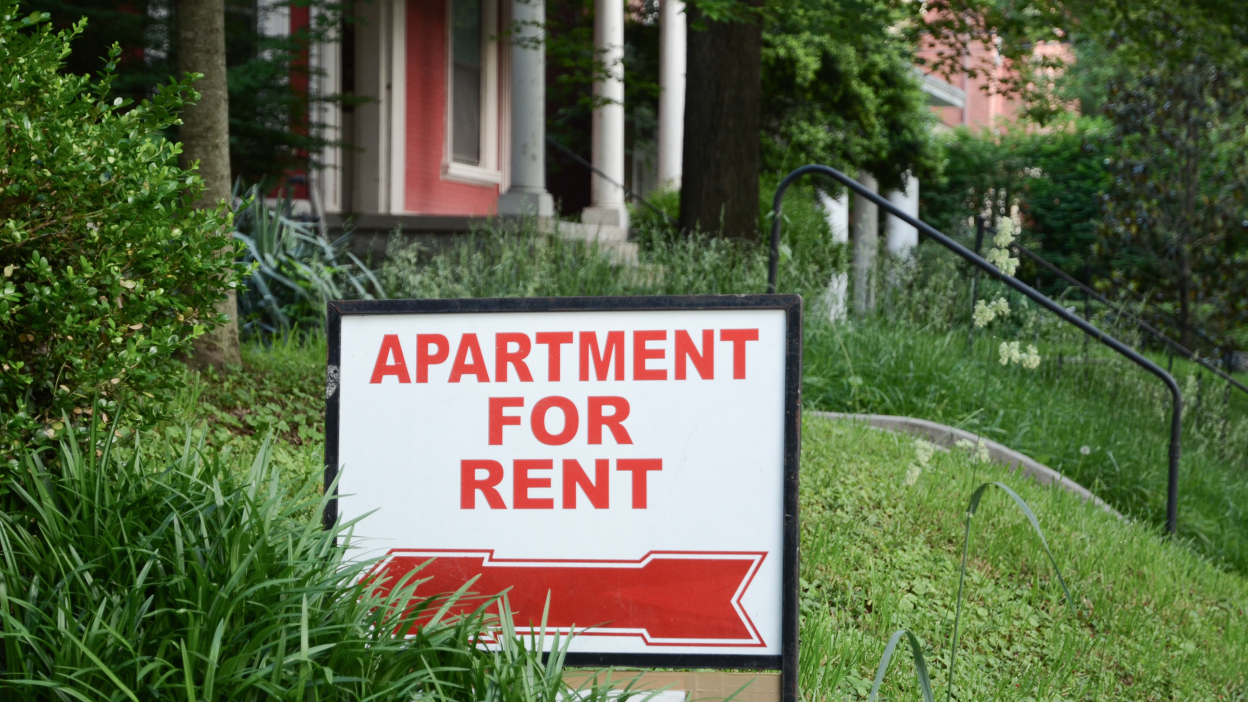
<box><xmin>549</xmin><ymin>220</ymin><xmax>638</xmax><ymax>265</ymax></box>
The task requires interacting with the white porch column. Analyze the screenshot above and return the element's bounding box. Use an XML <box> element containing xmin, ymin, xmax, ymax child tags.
<box><xmin>582</xmin><ymin>0</ymin><xmax>628</xmax><ymax>228</ymax></box>
<box><xmin>817</xmin><ymin>188</ymin><xmax>850</xmax><ymax>322</ymax></box>
<box><xmin>886</xmin><ymin>174</ymin><xmax>919</xmax><ymax>257</ymax></box>
<box><xmin>658</xmin><ymin>0</ymin><xmax>685</xmax><ymax>189</ymax></box>
<box><xmin>498</xmin><ymin>0</ymin><xmax>554</xmax><ymax>217</ymax></box>
<box><xmin>310</xmin><ymin>4</ymin><xmax>343</xmax><ymax>217</ymax></box>
<box><xmin>852</xmin><ymin>172</ymin><xmax>879</xmax><ymax>316</ymax></box>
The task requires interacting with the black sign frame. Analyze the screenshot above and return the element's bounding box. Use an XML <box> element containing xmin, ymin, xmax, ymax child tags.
<box><xmin>325</xmin><ymin>295</ymin><xmax>801</xmax><ymax>702</ymax></box>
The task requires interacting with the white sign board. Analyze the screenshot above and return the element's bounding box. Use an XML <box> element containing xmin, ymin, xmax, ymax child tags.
<box><xmin>326</xmin><ymin>297</ymin><xmax>800</xmax><ymax>677</ymax></box>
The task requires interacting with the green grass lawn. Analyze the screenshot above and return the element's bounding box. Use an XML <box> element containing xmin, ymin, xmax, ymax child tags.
<box><xmin>804</xmin><ymin>317</ymin><xmax>1248</xmax><ymax>575</ymax></box>
<box><xmin>187</xmin><ymin>338</ymin><xmax>1248</xmax><ymax>700</ymax></box>
<box><xmin>799</xmin><ymin>416</ymin><xmax>1246</xmax><ymax>700</ymax></box>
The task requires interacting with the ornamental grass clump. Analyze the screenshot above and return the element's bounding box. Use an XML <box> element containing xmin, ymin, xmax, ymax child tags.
<box><xmin>0</xmin><ymin>6</ymin><xmax>241</xmax><ymax>457</ymax></box>
<box><xmin>232</xmin><ymin>185</ymin><xmax>384</xmax><ymax>337</ymax></box>
<box><xmin>0</xmin><ymin>425</ymin><xmax>608</xmax><ymax>701</ymax></box>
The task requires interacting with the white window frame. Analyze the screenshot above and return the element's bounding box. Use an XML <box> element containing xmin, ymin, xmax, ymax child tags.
<box><xmin>443</xmin><ymin>0</ymin><xmax>501</xmax><ymax>186</ymax></box>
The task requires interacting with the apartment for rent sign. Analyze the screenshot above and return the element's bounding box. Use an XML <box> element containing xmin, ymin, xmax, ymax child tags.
<box><xmin>326</xmin><ymin>296</ymin><xmax>800</xmax><ymax>671</ymax></box>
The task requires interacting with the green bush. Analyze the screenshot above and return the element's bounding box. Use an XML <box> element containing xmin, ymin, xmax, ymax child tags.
<box><xmin>919</xmin><ymin>120</ymin><xmax>1110</xmax><ymax>295</ymax></box>
<box><xmin>630</xmin><ymin>180</ymin><xmax>843</xmax><ymax>284</ymax></box>
<box><xmin>379</xmin><ymin>220</ymin><xmax>831</xmax><ymax>302</ymax></box>
<box><xmin>383</xmin><ymin>181</ymin><xmax>843</xmax><ymax>306</ymax></box>
<box><xmin>0</xmin><ymin>7</ymin><xmax>240</xmax><ymax>456</ymax></box>
<box><xmin>0</xmin><ymin>427</ymin><xmax>613</xmax><ymax>701</ymax></box>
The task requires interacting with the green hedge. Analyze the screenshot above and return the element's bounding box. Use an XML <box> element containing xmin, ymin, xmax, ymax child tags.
<box><xmin>0</xmin><ymin>6</ymin><xmax>241</xmax><ymax>458</ymax></box>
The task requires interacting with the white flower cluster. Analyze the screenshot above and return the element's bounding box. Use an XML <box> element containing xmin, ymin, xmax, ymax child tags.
<box><xmin>986</xmin><ymin>247</ymin><xmax>1019</xmax><ymax>277</ymax></box>
<box><xmin>973</xmin><ymin>297</ymin><xmax>1010</xmax><ymax>328</ymax></box>
<box><xmin>903</xmin><ymin>464</ymin><xmax>922</xmax><ymax>486</ymax></box>
<box><xmin>904</xmin><ymin>438</ymin><xmax>938</xmax><ymax>486</ymax></box>
<box><xmin>993</xmin><ymin>219</ymin><xmax>1016</xmax><ymax>248</ymax></box>
<box><xmin>999</xmin><ymin>340</ymin><xmax>1041</xmax><ymax>369</ymax></box>
<box><xmin>954</xmin><ymin>437</ymin><xmax>990</xmax><ymax>464</ymax></box>
<box><xmin>985</xmin><ymin>218</ymin><xmax>1020</xmax><ymax>277</ymax></box>
<box><xmin>914</xmin><ymin>438</ymin><xmax>936</xmax><ymax>466</ymax></box>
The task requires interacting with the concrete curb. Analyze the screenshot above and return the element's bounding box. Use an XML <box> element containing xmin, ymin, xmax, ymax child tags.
<box><xmin>809</xmin><ymin>412</ymin><xmax>1122</xmax><ymax>519</ymax></box>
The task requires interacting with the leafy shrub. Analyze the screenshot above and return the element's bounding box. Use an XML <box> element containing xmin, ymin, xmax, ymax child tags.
<box><xmin>627</xmin><ymin>186</ymin><xmax>681</xmax><ymax>250</ymax></box>
<box><xmin>382</xmin><ymin>182</ymin><xmax>842</xmax><ymax>306</ymax></box>
<box><xmin>0</xmin><ymin>426</ymin><xmax>617</xmax><ymax>701</ymax></box>
<box><xmin>0</xmin><ymin>7</ymin><xmax>240</xmax><ymax>456</ymax></box>
<box><xmin>381</xmin><ymin>221</ymin><xmax>639</xmax><ymax>299</ymax></box>
<box><xmin>919</xmin><ymin>120</ymin><xmax>1110</xmax><ymax>295</ymax></box>
<box><xmin>233</xmin><ymin>186</ymin><xmax>383</xmax><ymax>337</ymax></box>
<box><xmin>379</xmin><ymin>219</ymin><xmax>777</xmax><ymax>301</ymax></box>
<box><xmin>630</xmin><ymin>180</ymin><xmax>844</xmax><ymax>286</ymax></box>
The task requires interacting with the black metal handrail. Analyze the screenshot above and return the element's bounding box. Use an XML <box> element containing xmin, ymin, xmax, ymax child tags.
<box><xmin>1010</xmin><ymin>241</ymin><xmax>1248</xmax><ymax>397</ymax></box>
<box><xmin>769</xmin><ymin>164</ymin><xmax>1184</xmax><ymax>535</ymax></box>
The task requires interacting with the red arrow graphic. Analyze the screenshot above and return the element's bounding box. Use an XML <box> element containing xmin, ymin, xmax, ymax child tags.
<box><xmin>374</xmin><ymin>550</ymin><xmax>767</xmax><ymax>646</ymax></box>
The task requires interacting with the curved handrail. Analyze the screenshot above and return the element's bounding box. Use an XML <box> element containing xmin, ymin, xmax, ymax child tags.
<box><xmin>769</xmin><ymin>164</ymin><xmax>1184</xmax><ymax>534</ymax></box>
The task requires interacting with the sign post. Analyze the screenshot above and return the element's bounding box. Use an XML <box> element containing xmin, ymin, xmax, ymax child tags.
<box><xmin>325</xmin><ymin>295</ymin><xmax>801</xmax><ymax>702</ymax></box>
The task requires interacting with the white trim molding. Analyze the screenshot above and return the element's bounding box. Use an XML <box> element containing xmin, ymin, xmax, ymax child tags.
<box><xmin>353</xmin><ymin>0</ymin><xmax>410</xmax><ymax>215</ymax></box>
<box><xmin>311</xmin><ymin>5</ymin><xmax>343</xmax><ymax>213</ymax></box>
<box><xmin>916</xmin><ymin>67</ymin><xmax>966</xmax><ymax>109</ymax></box>
<box><xmin>497</xmin><ymin>0</ymin><xmax>511</xmax><ymax>194</ymax></box>
<box><xmin>443</xmin><ymin>161</ymin><xmax>503</xmax><ymax>186</ymax></box>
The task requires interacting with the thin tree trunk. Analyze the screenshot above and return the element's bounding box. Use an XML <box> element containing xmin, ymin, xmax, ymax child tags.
<box><xmin>852</xmin><ymin>172</ymin><xmax>879</xmax><ymax>316</ymax></box>
<box><xmin>1178</xmin><ymin>252</ymin><xmax>1194</xmax><ymax>350</ymax></box>
<box><xmin>679</xmin><ymin>0</ymin><xmax>762</xmax><ymax>241</ymax></box>
<box><xmin>1178</xmin><ymin>114</ymin><xmax>1199</xmax><ymax>352</ymax></box>
<box><xmin>178</xmin><ymin>0</ymin><xmax>240</xmax><ymax>368</ymax></box>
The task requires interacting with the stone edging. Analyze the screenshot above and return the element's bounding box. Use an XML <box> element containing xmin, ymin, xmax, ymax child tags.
<box><xmin>808</xmin><ymin>412</ymin><xmax>1122</xmax><ymax>519</ymax></box>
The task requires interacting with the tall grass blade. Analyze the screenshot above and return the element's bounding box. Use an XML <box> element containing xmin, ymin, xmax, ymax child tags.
<box><xmin>867</xmin><ymin>629</ymin><xmax>935</xmax><ymax>702</ymax></box>
<box><xmin>67</xmin><ymin>632</ymin><xmax>140</xmax><ymax>702</ymax></box>
<box><xmin>179</xmin><ymin>639</ymin><xmax>197</xmax><ymax>702</ymax></box>
<box><xmin>946</xmin><ymin>482</ymin><xmax>1075</xmax><ymax>701</ymax></box>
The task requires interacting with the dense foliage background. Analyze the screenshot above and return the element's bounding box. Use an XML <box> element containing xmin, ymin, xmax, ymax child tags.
<box><xmin>920</xmin><ymin>119</ymin><xmax>1110</xmax><ymax>293</ymax></box>
<box><xmin>27</xmin><ymin>0</ymin><xmax>349</xmax><ymax>188</ymax></box>
<box><xmin>760</xmin><ymin>0</ymin><xmax>938</xmax><ymax>191</ymax></box>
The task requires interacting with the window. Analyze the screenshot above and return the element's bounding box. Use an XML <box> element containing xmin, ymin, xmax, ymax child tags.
<box><xmin>451</xmin><ymin>0</ymin><xmax>482</xmax><ymax>165</ymax></box>
<box><xmin>444</xmin><ymin>0</ymin><xmax>499</xmax><ymax>185</ymax></box>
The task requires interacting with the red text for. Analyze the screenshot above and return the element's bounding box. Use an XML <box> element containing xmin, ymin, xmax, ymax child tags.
<box><xmin>462</xmin><ymin>395</ymin><xmax>650</xmax><ymax>509</ymax></box>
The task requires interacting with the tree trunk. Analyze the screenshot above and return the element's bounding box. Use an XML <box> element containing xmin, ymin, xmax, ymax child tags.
<box><xmin>679</xmin><ymin>0</ymin><xmax>762</xmax><ymax>240</ymax></box>
<box><xmin>851</xmin><ymin>172</ymin><xmax>879</xmax><ymax>315</ymax></box>
<box><xmin>1178</xmin><ymin>250</ymin><xmax>1194</xmax><ymax>350</ymax></box>
<box><xmin>1177</xmin><ymin>115</ymin><xmax>1199</xmax><ymax>351</ymax></box>
<box><xmin>178</xmin><ymin>0</ymin><xmax>240</xmax><ymax>368</ymax></box>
